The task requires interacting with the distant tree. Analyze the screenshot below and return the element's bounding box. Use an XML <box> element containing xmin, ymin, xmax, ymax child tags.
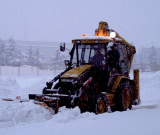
<box><xmin>49</xmin><ymin>48</ymin><xmax>70</xmax><ymax>70</ymax></box>
<box><xmin>0</xmin><ymin>39</ymin><xmax>6</xmax><ymax>53</ymax></box>
<box><xmin>26</xmin><ymin>46</ymin><xmax>44</xmax><ymax>67</ymax></box>
<box><xmin>149</xmin><ymin>46</ymin><xmax>157</xmax><ymax>63</ymax></box>
<box><xmin>34</xmin><ymin>47</ymin><xmax>44</xmax><ymax>66</ymax></box>
<box><xmin>5</xmin><ymin>37</ymin><xmax>22</xmax><ymax>66</ymax></box>
<box><xmin>149</xmin><ymin>46</ymin><xmax>158</xmax><ymax>71</ymax></box>
<box><xmin>0</xmin><ymin>39</ymin><xmax>7</xmax><ymax>65</ymax></box>
<box><xmin>27</xmin><ymin>45</ymin><xmax>34</xmax><ymax>65</ymax></box>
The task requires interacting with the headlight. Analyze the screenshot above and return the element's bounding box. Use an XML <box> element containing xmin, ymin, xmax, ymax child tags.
<box><xmin>110</xmin><ymin>32</ymin><xmax>116</xmax><ymax>38</ymax></box>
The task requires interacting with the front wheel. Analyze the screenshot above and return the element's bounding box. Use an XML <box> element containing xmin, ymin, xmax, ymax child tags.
<box><xmin>116</xmin><ymin>80</ymin><xmax>133</xmax><ymax>111</ymax></box>
<box><xmin>95</xmin><ymin>94</ymin><xmax>108</xmax><ymax>114</ymax></box>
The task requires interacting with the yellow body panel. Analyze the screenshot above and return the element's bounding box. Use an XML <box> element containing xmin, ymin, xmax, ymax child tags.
<box><xmin>112</xmin><ymin>76</ymin><xmax>129</xmax><ymax>90</ymax></box>
<box><xmin>61</xmin><ymin>65</ymin><xmax>92</xmax><ymax>78</ymax></box>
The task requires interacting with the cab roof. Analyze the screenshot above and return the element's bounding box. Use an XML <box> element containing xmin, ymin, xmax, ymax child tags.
<box><xmin>72</xmin><ymin>36</ymin><xmax>122</xmax><ymax>44</ymax></box>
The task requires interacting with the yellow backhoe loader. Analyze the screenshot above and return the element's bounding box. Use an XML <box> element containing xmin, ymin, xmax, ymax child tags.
<box><xmin>4</xmin><ymin>21</ymin><xmax>141</xmax><ymax>114</ymax></box>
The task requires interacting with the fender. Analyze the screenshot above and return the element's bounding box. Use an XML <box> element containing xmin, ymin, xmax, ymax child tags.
<box><xmin>112</xmin><ymin>76</ymin><xmax>130</xmax><ymax>90</ymax></box>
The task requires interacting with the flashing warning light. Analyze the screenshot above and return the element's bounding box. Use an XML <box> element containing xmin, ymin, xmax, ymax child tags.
<box><xmin>110</xmin><ymin>32</ymin><xmax>116</xmax><ymax>38</ymax></box>
<box><xmin>82</xmin><ymin>34</ymin><xmax>86</xmax><ymax>37</ymax></box>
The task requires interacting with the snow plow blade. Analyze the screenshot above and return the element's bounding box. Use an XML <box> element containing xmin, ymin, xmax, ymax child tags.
<box><xmin>2</xmin><ymin>95</ymin><xmax>58</xmax><ymax>114</ymax></box>
<box><xmin>2</xmin><ymin>96</ymin><xmax>29</xmax><ymax>102</ymax></box>
<box><xmin>29</xmin><ymin>94</ymin><xmax>60</xmax><ymax>114</ymax></box>
<box><xmin>33</xmin><ymin>101</ymin><xmax>56</xmax><ymax>115</ymax></box>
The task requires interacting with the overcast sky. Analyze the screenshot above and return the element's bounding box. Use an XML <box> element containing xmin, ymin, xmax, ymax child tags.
<box><xmin>0</xmin><ymin>0</ymin><xmax>159</xmax><ymax>49</ymax></box>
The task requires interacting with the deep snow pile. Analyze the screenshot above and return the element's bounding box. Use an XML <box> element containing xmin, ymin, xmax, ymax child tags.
<box><xmin>0</xmin><ymin>71</ymin><xmax>160</xmax><ymax>135</ymax></box>
<box><xmin>0</xmin><ymin>76</ymin><xmax>53</xmax><ymax>128</ymax></box>
<box><xmin>0</xmin><ymin>100</ymin><xmax>52</xmax><ymax>128</ymax></box>
<box><xmin>0</xmin><ymin>77</ymin><xmax>20</xmax><ymax>98</ymax></box>
<box><xmin>139</xmin><ymin>71</ymin><xmax>160</xmax><ymax>106</ymax></box>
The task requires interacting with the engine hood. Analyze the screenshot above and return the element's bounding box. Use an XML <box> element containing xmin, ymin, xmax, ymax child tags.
<box><xmin>61</xmin><ymin>65</ymin><xmax>92</xmax><ymax>78</ymax></box>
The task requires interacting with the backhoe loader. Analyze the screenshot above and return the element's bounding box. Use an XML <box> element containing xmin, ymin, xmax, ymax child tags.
<box><xmin>29</xmin><ymin>21</ymin><xmax>140</xmax><ymax>114</ymax></box>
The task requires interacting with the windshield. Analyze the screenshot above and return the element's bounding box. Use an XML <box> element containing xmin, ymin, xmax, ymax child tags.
<box><xmin>71</xmin><ymin>43</ymin><xmax>107</xmax><ymax>65</ymax></box>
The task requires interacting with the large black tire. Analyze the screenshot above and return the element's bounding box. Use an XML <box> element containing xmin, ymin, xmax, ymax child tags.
<box><xmin>95</xmin><ymin>94</ymin><xmax>108</xmax><ymax>114</ymax></box>
<box><xmin>116</xmin><ymin>80</ymin><xmax>133</xmax><ymax>111</ymax></box>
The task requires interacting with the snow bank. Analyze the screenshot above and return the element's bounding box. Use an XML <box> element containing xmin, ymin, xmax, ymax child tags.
<box><xmin>140</xmin><ymin>71</ymin><xmax>160</xmax><ymax>106</ymax></box>
<box><xmin>0</xmin><ymin>71</ymin><xmax>160</xmax><ymax>135</ymax></box>
<box><xmin>0</xmin><ymin>77</ymin><xmax>20</xmax><ymax>98</ymax></box>
<box><xmin>0</xmin><ymin>100</ymin><xmax>52</xmax><ymax>128</ymax></box>
<box><xmin>0</xmin><ymin>76</ymin><xmax>54</xmax><ymax>128</ymax></box>
<box><xmin>52</xmin><ymin>106</ymin><xmax>97</xmax><ymax>123</ymax></box>
<box><xmin>52</xmin><ymin>107</ymin><xmax>81</xmax><ymax>123</ymax></box>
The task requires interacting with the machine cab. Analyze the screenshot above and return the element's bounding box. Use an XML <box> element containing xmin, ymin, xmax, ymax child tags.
<box><xmin>70</xmin><ymin>42</ymin><xmax>107</xmax><ymax>67</ymax></box>
<box><xmin>68</xmin><ymin>37</ymin><xmax>134</xmax><ymax>76</ymax></box>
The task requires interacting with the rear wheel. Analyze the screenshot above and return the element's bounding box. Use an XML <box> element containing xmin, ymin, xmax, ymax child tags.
<box><xmin>116</xmin><ymin>80</ymin><xmax>133</xmax><ymax>111</ymax></box>
<box><xmin>95</xmin><ymin>94</ymin><xmax>108</xmax><ymax>114</ymax></box>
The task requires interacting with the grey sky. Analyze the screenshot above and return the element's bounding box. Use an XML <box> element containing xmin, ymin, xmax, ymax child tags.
<box><xmin>0</xmin><ymin>0</ymin><xmax>159</xmax><ymax>50</ymax></box>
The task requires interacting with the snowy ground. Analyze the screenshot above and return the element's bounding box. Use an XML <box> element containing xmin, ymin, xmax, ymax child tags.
<box><xmin>0</xmin><ymin>68</ymin><xmax>160</xmax><ymax>135</ymax></box>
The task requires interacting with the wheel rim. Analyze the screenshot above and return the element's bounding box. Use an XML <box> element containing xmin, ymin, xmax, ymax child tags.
<box><xmin>122</xmin><ymin>87</ymin><xmax>131</xmax><ymax>108</ymax></box>
<box><xmin>97</xmin><ymin>99</ymin><xmax>105</xmax><ymax>114</ymax></box>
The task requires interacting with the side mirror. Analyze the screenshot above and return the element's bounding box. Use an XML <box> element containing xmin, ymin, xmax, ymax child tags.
<box><xmin>64</xmin><ymin>60</ymin><xmax>70</xmax><ymax>66</ymax></box>
<box><xmin>60</xmin><ymin>42</ymin><xmax>65</xmax><ymax>52</ymax></box>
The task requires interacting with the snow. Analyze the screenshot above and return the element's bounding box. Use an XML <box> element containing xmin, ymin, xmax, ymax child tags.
<box><xmin>73</xmin><ymin>36</ymin><xmax>122</xmax><ymax>41</ymax></box>
<box><xmin>0</xmin><ymin>68</ymin><xmax>160</xmax><ymax>135</ymax></box>
<box><xmin>74</xmin><ymin>36</ymin><xmax>111</xmax><ymax>40</ymax></box>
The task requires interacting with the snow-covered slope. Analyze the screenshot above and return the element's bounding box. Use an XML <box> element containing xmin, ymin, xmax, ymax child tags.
<box><xmin>0</xmin><ymin>71</ymin><xmax>160</xmax><ymax>135</ymax></box>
